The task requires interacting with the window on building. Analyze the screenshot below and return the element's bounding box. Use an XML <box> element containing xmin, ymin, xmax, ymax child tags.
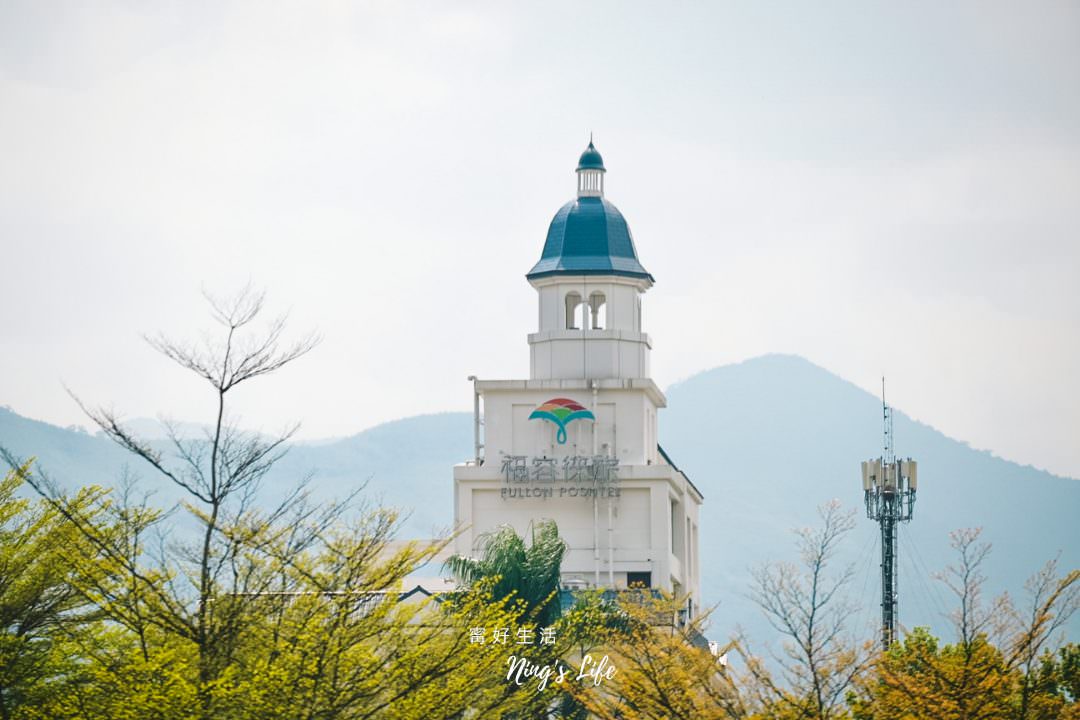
<box><xmin>626</xmin><ymin>571</ymin><xmax>652</xmax><ymax>588</ymax></box>
<box><xmin>670</xmin><ymin>498</ymin><xmax>678</xmax><ymax>551</ymax></box>
<box><xmin>565</xmin><ymin>292</ymin><xmax>582</xmax><ymax>329</ymax></box>
<box><xmin>588</xmin><ymin>291</ymin><xmax>606</xmax><ymax>329</ymax></box>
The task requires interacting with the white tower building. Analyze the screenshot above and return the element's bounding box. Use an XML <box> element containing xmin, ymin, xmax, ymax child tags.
<box><xmin>453</xmin><ymin>142</ymin><xmax>703</xmax><ymax>613</ymax></box>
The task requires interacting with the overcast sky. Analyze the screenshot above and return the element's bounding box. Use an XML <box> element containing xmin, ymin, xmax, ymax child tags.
<box><xmin>2</xmin><ymin>1</ymin><xmax>1078</xmax><ymax>478</ymax></box>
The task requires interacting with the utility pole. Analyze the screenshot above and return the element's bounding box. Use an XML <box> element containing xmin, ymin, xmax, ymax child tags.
<box><xmin>861</xmin><ymin>379</ymin><xmax>918</xmax><ymax>650</ymax></box>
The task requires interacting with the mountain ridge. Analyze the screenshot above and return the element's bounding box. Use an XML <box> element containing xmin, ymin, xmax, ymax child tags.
<box><xmin>667</xmin><ymin>353</ymin><xmax>1076</xmax><ymax>483</ymax></box>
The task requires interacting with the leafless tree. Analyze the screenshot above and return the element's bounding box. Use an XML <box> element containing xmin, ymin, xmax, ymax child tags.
<box><xmin>936</xmin><ymin>528</ymin><xmax>1014</xmax><ymax>650</ymax></box>
<box><xmin>745</xmin><ymin>499</ymin><xmax>870</xmax><ymax>720</ymax></box>
<box><xmin>940</xmin><ymin>531</ymin><xmax>1080</xmax><ymax>720</ymax></box>
<box><xmin>1010</xmin><ymin>555</ymin><xmax>1080</xmax><ymax>720</ymax></box>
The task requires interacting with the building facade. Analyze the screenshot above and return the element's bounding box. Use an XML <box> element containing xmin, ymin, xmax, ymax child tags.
<box><xmin>453</xmin><ymin>142</ymin><xmax>703</xmax><ymax>613</ymax></box>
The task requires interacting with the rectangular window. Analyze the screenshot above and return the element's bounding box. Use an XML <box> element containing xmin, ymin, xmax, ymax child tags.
<box><xmin>670</xmin><ymin>498</ymin><xmax>678</xmax><ymax>551</ymax></box>
<box><xmin>626</xmin><ymin>572</ymin><xmax>651</xmax><ymax>588</ymax></box>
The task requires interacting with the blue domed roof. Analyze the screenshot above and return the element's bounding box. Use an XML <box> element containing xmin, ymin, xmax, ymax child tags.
<box><xmin>577</xmin><ymin>141</ymin><xmax>605</xmax><ymax>171</ymax></box>
<box><xmin>526</xmin><ymin>196</ymin><xmax>653</xmax><ymax>281</ymax></box>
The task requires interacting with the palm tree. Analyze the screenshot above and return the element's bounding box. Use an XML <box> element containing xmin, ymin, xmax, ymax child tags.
<box><xmin>445</xmin><ymin>519</ymin><xmax>567</xmax><ymax>626</ymax></box>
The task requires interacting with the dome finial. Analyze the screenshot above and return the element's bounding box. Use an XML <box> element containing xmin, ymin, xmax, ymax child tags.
<box><xmin>576</xmin><ymin>138</ymin><xmax>606</xmax><ymax>197</ymax></box>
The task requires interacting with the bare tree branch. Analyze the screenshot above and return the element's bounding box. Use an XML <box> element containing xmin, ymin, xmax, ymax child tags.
<box><xmin>747</xmin><ymin>500</ymin><xmax>868</xmax><ymax>720</ymax></box>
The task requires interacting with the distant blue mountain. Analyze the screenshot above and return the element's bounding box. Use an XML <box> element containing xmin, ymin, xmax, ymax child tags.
<box><xmin>0</xmin><ymin>407</ymin><xmax>134</xmax><ymax>487</ymax></box>
<box><xmin>267</xmin><ymin>413</ymin><xmax>472</xmax><ymax>537</ymax></box>
<box><xmin>2</xmin><ymin>354</ymin><xmax>1077</xmax><ymax>645</ymax></box>
<box><xmin>660</xmin><ymin>354</ymin><xmax>1079</xmax><ymax>643</ymax></box>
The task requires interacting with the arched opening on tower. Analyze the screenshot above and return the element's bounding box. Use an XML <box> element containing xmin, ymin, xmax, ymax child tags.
<box><xmin>565</xmin><ymin>292</ymin><xmax>583</xmax><ymax>330</ymax></box>
<box><xmin>589</xmin><ymin>292</ymin><xmax>606</xmax><ymax>329</ymax></box>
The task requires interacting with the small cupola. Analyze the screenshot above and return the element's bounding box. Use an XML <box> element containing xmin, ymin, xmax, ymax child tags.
<box><xmin>576</xmin><ymin>139</ymin><xmax>606</xmax><ymax>198</ymax></box>
<box><xmin>527</xmin><ymin>140</ymin><xmax>653</xmax><ymax>283</ymax></box>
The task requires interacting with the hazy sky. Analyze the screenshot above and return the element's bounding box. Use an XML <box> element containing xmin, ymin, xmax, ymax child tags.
<box><xmin>2</xmin><ymin>2</ymin><xmax>1078</xmax><ymax>478</ymax></box>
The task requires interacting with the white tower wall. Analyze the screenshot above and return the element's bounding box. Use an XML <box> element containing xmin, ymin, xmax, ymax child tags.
<box><xmin>529</xmin><ymin>275</ymin><xmax>652</xmax><ymax>381</ymax></box>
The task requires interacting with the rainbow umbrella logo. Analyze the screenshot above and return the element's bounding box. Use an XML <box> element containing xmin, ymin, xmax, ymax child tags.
<box><xmin>529</xmin><ymin>398</ymin><xmax>595</xmax><ymax>444</ymax></box>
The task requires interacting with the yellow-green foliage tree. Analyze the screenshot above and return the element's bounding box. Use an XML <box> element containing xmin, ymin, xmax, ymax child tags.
<box><xmin>1023</xmin><ymin>643</ymin><xmax>1080</xmax><ymax>720</ymax></box>
<box><xmin>0</xmin><ymin>464</ymin><xmax>110</xmax><ymax>720</ymax></box>
<box><xmin>851</xmin><ymin>626</ymin><xmax>1015</xmax><ymax>720</ymax></box>
<box><xmin>1</xmin><ymin>458</ymin><xmax>586</xmax><ymax>719</ymax></box>
<box><xmin>850</xmin><ymin>529</ymin><xmax>1079</xmax><ymax>720</ymax></box>
<box><xmin>567</xmin><ymin>590</ymin><xmax>745</xmax><ymax>720</ymax></box>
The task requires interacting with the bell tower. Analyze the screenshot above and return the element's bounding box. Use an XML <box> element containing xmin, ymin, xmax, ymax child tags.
<box><xmin>527</xmin><ymin>142</ymin><xmax>654</xmax><ymax>381</ymax></box>
<box><xmin>453</xmin><ymin>140</ymin><xmax>703</xmax><ymax>612</ymax></box>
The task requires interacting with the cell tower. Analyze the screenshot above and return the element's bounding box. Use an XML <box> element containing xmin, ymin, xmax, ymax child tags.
<box><xmin>860</xmin><ymin>379</ymin><xmax>918</xmax><ymax>650</ymax></box>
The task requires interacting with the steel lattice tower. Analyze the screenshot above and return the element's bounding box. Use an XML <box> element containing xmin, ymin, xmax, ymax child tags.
<box><xmin>861</xmin><ymin>381</ymin><xmax>918</xmax><ymax>650</ymax></box>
